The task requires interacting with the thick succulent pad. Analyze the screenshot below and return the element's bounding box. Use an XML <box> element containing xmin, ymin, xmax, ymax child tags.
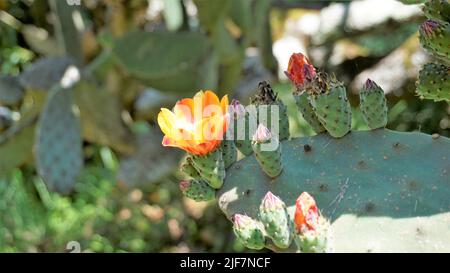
<box><xmin>218</xmin><ymin>129</ymin><xmax>450</xmax><ymax>252</ymax></box>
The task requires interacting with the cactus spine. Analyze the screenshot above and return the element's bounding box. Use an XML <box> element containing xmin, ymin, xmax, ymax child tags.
<box><xmin>359</xmin><ymin>79</ymin><xmax>388</xmax><ymax>129</ymax></box>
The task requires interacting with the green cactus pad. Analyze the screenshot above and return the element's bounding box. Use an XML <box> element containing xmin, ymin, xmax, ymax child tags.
<box><xmin>252</xmin><ymin>139</ymin><xmax>283</xmax><ymax>178</ymax></box>
<box><xmin>0</xmin><ymin>75</ymin><xmax>24</xmax><ymax>106</ymax></box>
<box><xmin>310</xmin><ymin>85</ymin><xmax>352</xmax><ymax>138</ymax></box>
<box><xmin>180</xmin><ymin>179</ymin><xmax>216</xmax><ymax>202</ymax></box>
<box><xmin>221</xmin><ymin>140</ymin><xmax>237</xmax><ymax>168</ymax></box>
<box><xmin>259</xmin><ymin>194</ymin><xmax>293</xmax><ymax>249</ymax></box>
<box><xmin>191</xmin><ymin>149</ymin><xmax>225</xmax><ymax>189</ymax></box>
<box><xmin>233</xmin><ymin>215</ymin><xmax>266</xmax><ymax>250</ymax></box>
<box><xmin>234</xmin><ymin>112</ymin><xmax>254</xmax><ymax>156</ymax></box>
<box><xmin>219</xmin><ymin>129</ymin><xmax>450</xmax><ymax>252</ymax></box>
<box><xmin>180</xmin><ymin>156</ymin><xmax>202</xmax><ymax>179</ymax></box>
<box><xmin>416</xmin><ymin>63</ymin><xmax>450</xmax><ymax>102</ymax></box>
<box><xmin>112</xmin><ymin>30</ymin><xmax>213</xmax><ymax>94</ymax></box>
<box><xmin>423</xmin><ymin>0</ymin><xmax>450</xmax><ymax>23</ymax></box>
<box><xmin>19</xmin><ymin>57</ymin><xmax>76</xmax><ymax>91</ymax></box>
<box><xmin>295</xmin><ymin>227</ymin><xmax>330</xmax><ymax>253</ymax></box>
<box><xmin>420</xmin><ymin>20</ymin><xmax>450</xmax><ymax>61</ymax></box>
<box><xmin>359</xmin><ymin>81</ymin><xmax>388</xmax><ymax>129</ymax></box>
<box><xmin>35</xmin><ymin>86</ymin><xmax>83</xmax><ymax>194</ymax></box>
<box><xmin>293</xmin><ymin>92</ymin><xmax>326</xmax><ymax>134</ymax></box>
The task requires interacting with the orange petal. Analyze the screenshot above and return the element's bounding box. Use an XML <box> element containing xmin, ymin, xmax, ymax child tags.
<box><xmin>203</xmin><ymin>90</ymin><xmax>220</xmax><ymax>109</ymax></box>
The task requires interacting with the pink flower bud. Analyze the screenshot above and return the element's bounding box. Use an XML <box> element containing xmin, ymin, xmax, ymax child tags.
<box><xmin>252</xmin><ymin>124</ymin><xmax>272</xmax><ymax>143</ymax></box>
<box><xmin>261</xmin><ymin>191</ymin><xmax>284</xmax><ymax>210</ymax></box>
<box><xmin>230</xmin><ymin>99</ymin><xmax>246</xmax><ymax>118</ymax></box>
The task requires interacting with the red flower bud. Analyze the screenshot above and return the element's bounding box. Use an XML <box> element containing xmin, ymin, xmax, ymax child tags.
<box><xmin>294</xmin><ymin>192</ymin><xmax>319</xmax><ymax>233</ymax></box>
<box><xmin>285</xmin><ymin>53</ymin><xmax>316</xmax><ymax>88</ymax></box>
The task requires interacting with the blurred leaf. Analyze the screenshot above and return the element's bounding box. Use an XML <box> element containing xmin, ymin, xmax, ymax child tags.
<box><xmin>74</xmin><ymin>80</ymin><xmax>135</xmax><ymax>154</ymax></box>
<box><xmin>36</xmin><ymin>85</ymin><xmax>83</xmax><ymax>194</ymax></box>
<box><xmin>19</xmin><ymin>57</ymin><xmax>76</xmax><ymax>91</ymax></box>
<box><xmin>118</xmin><ymin>128</ymin><xmax>181</xmax><ymax>188</ymax></box>
<box><xmin>0</xmin><ymin>75</ymin><xmax>24</xmax><ymax>105</ymax></box>
<box><xmin>194</xmin><ymin>0</ymin><xmax>231</xmax><ymax>31</ymax></box>
<box><xmin>21</xmin><ymin>25</ymin><xmax>61</xmax><ymax>56</ymax></box>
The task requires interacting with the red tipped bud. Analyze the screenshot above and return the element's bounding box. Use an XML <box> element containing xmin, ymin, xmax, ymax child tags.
<box><xmin>285</xmin><ymin>53</ymin><xmax>316</xmax><ymax>87</ymax></box>
<box><xmin>294</xmin><ymin>192</ymin><xmax>319</xmax><ymax>233</ymax></box>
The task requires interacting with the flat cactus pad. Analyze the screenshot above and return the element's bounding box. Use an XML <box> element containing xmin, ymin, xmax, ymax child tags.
<box><xmin>218</xmin><ymin>129</ymin><xmax>450</xmax><ymax>252</ymax></box>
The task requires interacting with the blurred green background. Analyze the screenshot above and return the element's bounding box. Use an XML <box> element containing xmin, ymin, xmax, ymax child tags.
<box><xmin>0</xmin><ymin>0</ymin><xmax>448</xmax><ymax>252</ymax></box>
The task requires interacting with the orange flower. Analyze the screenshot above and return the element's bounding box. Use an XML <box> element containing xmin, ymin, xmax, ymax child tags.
<box><xmin>285</xmin><ymin>53</ymin><xmax>316</xmax><ymax>87</ymax></box>
<box><xmin>158</xmin><ymin>90</ymin><xmax>229</xmax><ymax>156</ymax></box>
<box><xmin>294</xmin><ymin>192</ymin><xmax>319</xmax><ymax>233</ymax></box>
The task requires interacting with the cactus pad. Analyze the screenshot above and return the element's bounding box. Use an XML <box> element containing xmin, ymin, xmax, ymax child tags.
<box><xmin>293</xmin><ymin>92</ymin><xmax>326</xmax><ymax>134</ymax></box>
<box><xmin>19</xmin><ymin>57</ymin><xmax>76</xmax><ymax>91</ymax></box>
<box><xmin>35</xmin><ymin>86</ymin><xmax>83</xmax><ymax>194</ymax></box>
<box><xmin>419</xmin><ymin>20</ymin><xmax>450</xmax><ymax>61</ymax></box>
<box><xmin>310</xmin><ymin>85</ymin><xmax>352</xmax><ymax>138</ymax></box>
<box><xmin>180</xmin><ymin>179</ymin><xmax>215</xmax><ymax>202</ymax></box>
<box><xmin>416</xmin><ymin>63</ymin><xmax>450</xmax><ymax>102</ymax></box>
<box><xmin>423</xmin><ymin>0</ymin><xmax>450</xmax><ymax>23</ymax></box>
<box><xmin>359</xmin><ymin>80</ymin><xmax>388</xmax><ymax>129</ymax></box>
<box><xmin>218</xmin><ymin>129</ymin><xmax>450</xmax><ymax>252</ymax></box>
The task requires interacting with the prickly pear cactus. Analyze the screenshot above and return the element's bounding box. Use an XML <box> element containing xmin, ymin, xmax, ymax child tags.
<box><xmin>416</xmin><ymin>2</ymin><xmax>450</xmax><ymax>102</ymax></box>
<box><xmin>218</xmin><ymin>129</ymin><xmax>450</xmax><ymax>252</ymax></box>
<box><xmin>35</xmin><ymin>85</ymin><xmax>83</xmax><ymax>194</ymax></box>
<box><xmin>158</xmin><ymin>50</ymin><xmax>450</xmax><ymax>252</ymax></box>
